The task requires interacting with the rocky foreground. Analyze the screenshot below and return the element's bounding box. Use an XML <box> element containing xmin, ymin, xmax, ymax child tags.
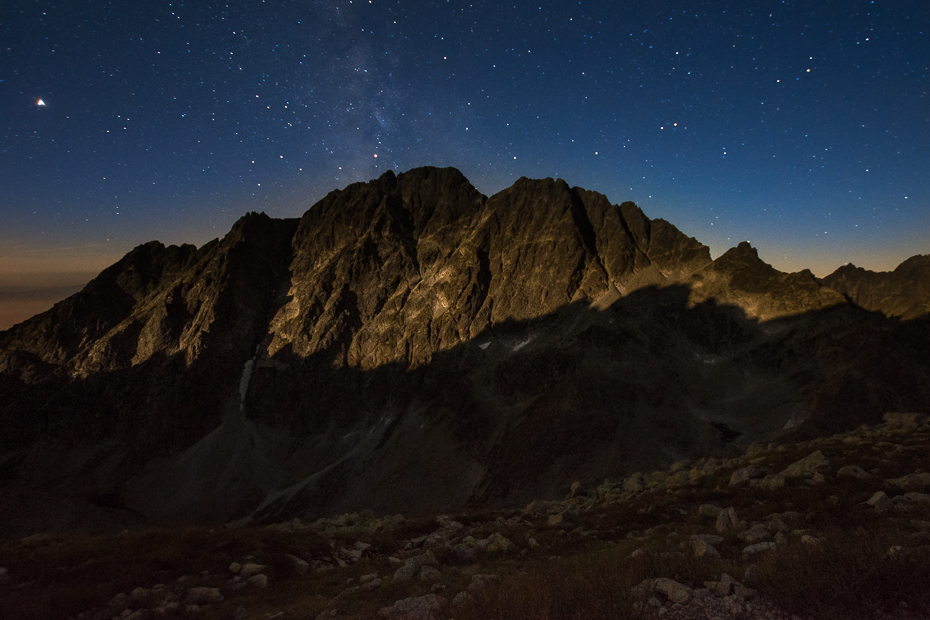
<box><xmin>2</xmin><ymin>412</ymin><xmax>929</xmax><ymax>620</ymax></box>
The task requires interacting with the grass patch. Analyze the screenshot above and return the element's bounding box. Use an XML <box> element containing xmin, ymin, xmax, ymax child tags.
<box><xmin>751</xmin><ymin>529</ymin><xmax>930</xmax><ymax>619</ymax></box>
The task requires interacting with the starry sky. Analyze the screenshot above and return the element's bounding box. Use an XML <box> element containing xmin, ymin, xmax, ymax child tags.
<box><xmin>2</xmin><ymin>1</ymin><xmax>928</xmax><ymax>329</ymax></box>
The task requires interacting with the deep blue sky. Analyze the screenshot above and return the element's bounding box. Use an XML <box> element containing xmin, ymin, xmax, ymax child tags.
<box><xmin>1</xmin><ymin>1</ymin><xmax>928</xmax><ymax>328</ymax></box>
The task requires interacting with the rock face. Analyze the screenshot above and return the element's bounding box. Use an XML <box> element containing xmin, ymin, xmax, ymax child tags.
<box><xmin>822</xmin><ymin>255</ymin><xmax>930</xmax><ymax>319</ymax></box>
<box><xmin>1</xmin><ymin>166</ymin><xmax>929</xmax><ymax>532</ymax></box>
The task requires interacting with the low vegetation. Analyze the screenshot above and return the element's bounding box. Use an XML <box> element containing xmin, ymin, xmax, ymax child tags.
<box><xmin>2</xmin><ymin>412</ymin><xmax>929</xmax><ymax>619</ymax></box>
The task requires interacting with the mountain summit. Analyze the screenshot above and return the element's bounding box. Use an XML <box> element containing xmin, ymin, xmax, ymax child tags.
<box><xmin>1</xmin><ymin>167</ymin><xmax>928</xmax><ymax>534</ymax></box>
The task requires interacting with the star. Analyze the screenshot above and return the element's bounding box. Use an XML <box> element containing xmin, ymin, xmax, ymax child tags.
<box><xmin>36</xmin><ymin>99</ymin><xmax>46</xmax><ymax>107</ymax></box>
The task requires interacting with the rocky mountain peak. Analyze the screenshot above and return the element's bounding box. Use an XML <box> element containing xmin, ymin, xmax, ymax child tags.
<box><xmin>821</xmin><ymin>253</ymin><xmax>930</xmax><ymax>319</ymax></box>
<box><xmin>0</xmin><ymin>167</ymin><xmax>927</xmax><ymax>530</ymax></box>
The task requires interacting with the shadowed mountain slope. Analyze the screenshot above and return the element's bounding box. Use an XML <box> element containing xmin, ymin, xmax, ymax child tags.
<box><xmin>822</xmin><ymin>254</ymin><xmax>930</xmax><ymax>319</ymax></box>
<box><xmin>0</xmin><ymin>167</ymin><xmax>927</xmax><ymax>534</ymax></box>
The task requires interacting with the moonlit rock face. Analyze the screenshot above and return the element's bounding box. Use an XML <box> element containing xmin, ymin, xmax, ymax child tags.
<box><xmin>0</xmin><ymin>168</ymin><xmax>928</xmax><ymax>528</ymax></box>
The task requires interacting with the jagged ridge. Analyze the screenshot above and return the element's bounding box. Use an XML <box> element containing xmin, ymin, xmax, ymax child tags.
<box><xmin>0</xmin><ymin>166</ymin><xmax>928</xmax><ymax>533</ymax></box>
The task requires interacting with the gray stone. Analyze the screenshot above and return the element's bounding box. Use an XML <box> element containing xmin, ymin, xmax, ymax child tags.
<box><xmin>567</xmin><ymin>481</ymin><xmax>587</xmax><ymax>498</ymax></box>
<box><xmin>547</xmin><ymin>510</ymin><xmax>579</xmax><ymax>528</ymax></box>
<box><xmin>742</xmin><ymin>542</ymin><xmax>776</xmax><ymax>555</ymax></box>
<box><xmin>887</xmin><ymin>473</ymin><xmax>930</xmax><ymax>492</ymax></box>
<box><xmin>108</xmin><ymin>592</ymin><xmax>130</xmax><ymax>608</ymax></box>
<box><xmin>377</xmin><ymin>594</ymin><xmax>447</xmax><ymax>620</ymax></box>
<box><xmin>419</xmin><ymin>565</ymin><xmax>442</xmax><ymax>583</ymax></box>
<box><xmin>867</xmin><ymin>490</ymin><xmax>892</xmax><ymax>513</ymax></box>
<box><xmin>623</xmin><ymin>473</ymin><xmax>645</xmax><ymax>493</ymax></box>
<box><xmin>239</xmin><ymin>563</ymin><xmax>267</xmax><ymax>580</ymax></box>
<box><xmin>780</xmin><ymin>450</ymin><xmax>829</xmax><ymax>478</ymax></box>
<box><xmin>468</xmin><ymin>574</ymin><xmax>501</xmax><ymax>591</ymax></box>
<box><xmin>691</xmin><ymin>533</ymin><xmax>725</xmax><ymax>545</ymax></box>
<box><xmin>393</xmin><ymin>550</ymin><xmax>438</xmax><ymax>581</ymax></box>
<box><xmin>247</xmin><ymin>574</ymin><xmax>268</xmax><ymax>588</ymax></box>
<box><xmin>452</xmin><ymin>542</ymin><xmax>477</xmax><ymax>563</ymax></box>
<box><xmin>738</xmin><ymin>523</ymin><xmax>771</xmax><ymax>544</ymax></box>
<box><xmin>837</xmin><ymin>464</ymin><xmax>873</xmax><ymax>480</ymax></box>
<box><xmin>654</xmin><ymin>577</ymin><xmax>693</xmax><ymax>604</ymax></box>
<box><xmin>892</xmin><ymin>492</ymin><xmax>930</xmax><ymax>512</ymax></box>
<box><xmin>697</xmin><ymin>504</ymin><xmax>723</xmax><ymax>518</ymax></box>
<box><xmin>729</xmin><ymin>465</ymin><xmax>769</xmax><ymax>486</ymax></box>
<box><xmin>751</xmin><ymin>474</ymin><xmax>786</xmax><ymax>490</ymax></box>
<box><xmin>185</xmin><ymin>587</ymin><xmax>224</xmax><ymax>605</ymax></box>
<box><xmin>715</xmin><ymin>507</ymin><xmax>739</xmax><ymax>533</ymax></box>
<box><xmin>284</xmin><ymin>553</ymin><xmax>309</xmax><ymax>576</ymax></box>
<box><xmin>691</xmin><ymin>538</ymin><xmax>721</xmax><ymax>559</ymax></box>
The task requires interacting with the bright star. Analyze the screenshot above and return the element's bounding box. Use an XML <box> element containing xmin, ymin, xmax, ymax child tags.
<box><xmin>36</xmin><ymin>99</ymin><xmax>46</xmax><ymax>107</ymax></box>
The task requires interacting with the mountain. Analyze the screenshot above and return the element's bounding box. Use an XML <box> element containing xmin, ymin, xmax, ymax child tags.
<box><xmin>1</xmin><ymin>166</ymin><xmax>928</xmax><ymax>536</ymax></box>
<box><xmin>821</xmin><ymin>255</ymin><xmax>930</xmax><ymax>319</ymax></box>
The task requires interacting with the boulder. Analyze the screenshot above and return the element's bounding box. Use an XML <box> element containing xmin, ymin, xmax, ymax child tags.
<box><xmin>378</xmin><ymin>594</ymin><xmax>448</xmax><ymax>620</ymax></box>
<box><xmin>567</xmin><ymin>481</ymin><xmax>587</xmax><ymax>498</ymax></box>
<box><xmin>883</xmin><ymin>412</ymin><xmax>928</xmax><ymax>429</ymax></box>
<box><xmin>451</xmin><ymin>541</ymin><xmax>477</xmax><ymax>563</ymax></box>
<box><xmin>780</xmin><ymin>450</ymin><xmax>829</xmax><ymax>478</ymax></box>
<box><xmin>547</xmin><ymin>510</ymin><xmax>578</xmax><ymax>528</ymax></box>
<box><xmin>887</xmin><ymin>473</ymin><xmax>930</xmax><ymax>492</ymax></box>
<box><xmin>837</xmin><ymin>465</ymin><xmax>873</xmax><ymax>480</ymax></box>
<box><xmin>653</xmin><ymin>578</ymin><xmax>693</xmax><ymax>604</ymax></box>
<box><xmin>484</xmin><ymin>532</ymin><xmax>513</xmax><ymax>553</ymax></box>
<box><xmin>284</xmin><ymin>553</ymin><xmax>309</xmax><ymax>576</ymax></box>
<box><xmin>692</xmin><ymin>539</ymin><xmax>721</xmax><ymax>559</ymax></box>
<box><xmin>468</xmin><ymin>574</ymin><xmax>501</xmax><ymax>591</ymax></box>
<box><xmin>240</xmin><ymin>563</ymin><xmax>267</xmax><ymax>580</ymax></box>
<box><xmin>691</xmin><ymin>533</ymin><xmax>725</xmax><ymax>545</ymax></box>
<box><xmin>247</xmin><ymin>574</ymin><xmax>269</xmax><ymax>588</ymax></box>
<box><xmin>742</xmin><ymin>542</ymin><xmax>776</xmax><ymax>555</ymax></box>
<box><xmin>715</xmin><ymin>507</ymin><xmax>740</xmax><ymax>533</ymax></box>
<box><xmin>698</xmin><ymin>504</ymin><xmax>723</xmax><ymax>518</ymax></box>
<box><xmin>738</xmin><ymin>524</ymin><xmax>771</xmax><ymax>544</ymax></box>
<box><xmin>393</xmin><ymin>550</ymin><xmax>439</xmax><ymax>581</ymax></box>
<box><xmin>729</xmin><ymin>465</ymin><xmax>769</xmax><ymax>486</ymax></box>
<box><xmin>451</xmin><ymin>591</ymin><xmax>475</xmax><ymax>608</ymax></box>
<box><xmin>185</xmin><ymin>587</ymin><xmax>224</xmax><ymax>605</ymax></box>
<box><xmin>623</xmin><ymin>473</ymin><xmax>645</xmax><ymax>493</ymax></box>
<box><xmin>751</xmin><ymin>474</ymin><xmax>785</xmax><ymax>490</ymax></box>
<box><xmin>867</xmin><ymin>490</ymin><xmax>892</xmax><ymax>513</ymax></box>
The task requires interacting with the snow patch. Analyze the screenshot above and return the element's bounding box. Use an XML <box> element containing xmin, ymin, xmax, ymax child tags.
<box><xmin>512</xmin><ymin>337</ymin><xmax>532</xmax><ymax>352</ymax></box>
<box><xmin>478</xmin><ymin>342</ymin><xmax>490</xmax><ymax>350</ymax></box>
<box><xmin>239</xmin><ymin>359</ymin><xmax>255</xmax><ymax>409</ymax></box>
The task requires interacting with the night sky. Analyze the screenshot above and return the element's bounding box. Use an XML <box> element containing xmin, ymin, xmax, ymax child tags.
<box><xmin>2</xmin><ymin>1</ymin><xmax>928</xmax><ymax>329</ymax></box>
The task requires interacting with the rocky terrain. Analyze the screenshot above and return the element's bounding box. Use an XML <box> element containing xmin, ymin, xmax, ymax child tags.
<box><xmin>1</xmin><ymin>412</ymin><xmax>929</xmax><ymax>619</ymax></box>
<box><xmin>0</xmin><ymin>166</ymin><xmax>928</xmax><ymax>533</ymax></box>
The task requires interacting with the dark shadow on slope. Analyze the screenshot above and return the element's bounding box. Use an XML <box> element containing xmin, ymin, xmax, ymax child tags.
<box><xmin>2</xmin><ymin>283</ymin><xmax>929</xmax><ymax>530</ymax></box>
